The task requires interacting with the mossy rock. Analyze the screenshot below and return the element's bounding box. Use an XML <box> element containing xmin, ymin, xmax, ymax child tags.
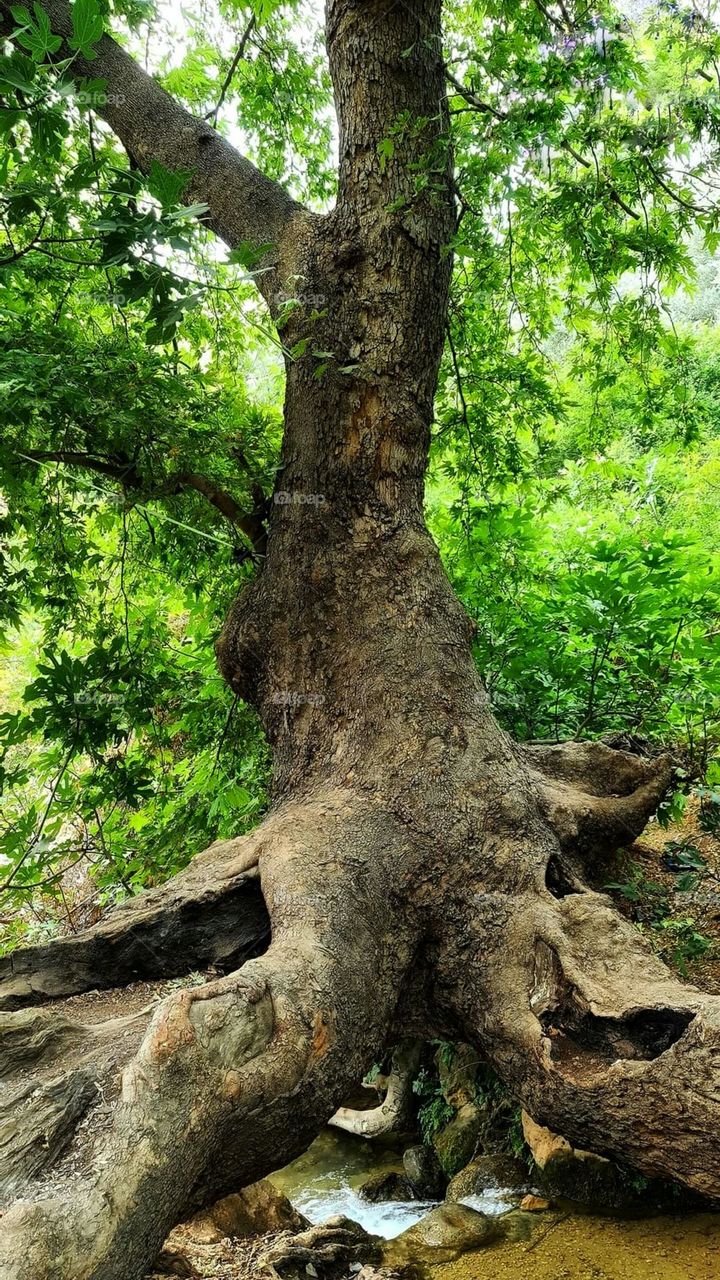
<box><xmin>432</xmin><ymin>1103</ymin><xmax>483</xmax><ymax>1177</ymax></box>
<box><xmin>446</xmin><ymin>1154</ymin><xmax>529</xmax><ymax>1200</ymax></box>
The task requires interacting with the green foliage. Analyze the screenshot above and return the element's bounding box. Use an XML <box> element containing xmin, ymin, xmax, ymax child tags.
<box><xmin>654</xmin><ymin>916</ymin><xmax>715</xmax><ymax>976</ymax></box>
<box><xmin>2</xmin><ymin>0</ymin><xmax>720</xmax><ymax>950</ymax></box>
<box><xmin>412</xmin><ymin>1066</ymin><xmax>455</xmax><ymax>1146</ymax></box>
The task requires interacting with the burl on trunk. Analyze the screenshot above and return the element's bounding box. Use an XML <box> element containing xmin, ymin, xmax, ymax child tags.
<box><xmin>0</xmin><ymin>2</ymin><xmax>718</xmax><ymax>1278</ymax></box>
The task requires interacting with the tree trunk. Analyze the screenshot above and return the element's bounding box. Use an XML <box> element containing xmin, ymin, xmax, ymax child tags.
<box><xmin>1</xmin><ymin>2</ymin><xmax>719</xmax><ymax>1278</ymax></box>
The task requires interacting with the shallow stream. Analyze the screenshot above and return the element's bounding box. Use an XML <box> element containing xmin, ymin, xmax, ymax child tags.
<box><xmin>271</xmin><ymin>1129</ymin><xmax>720</xmax><ymax>1277</ymax></box>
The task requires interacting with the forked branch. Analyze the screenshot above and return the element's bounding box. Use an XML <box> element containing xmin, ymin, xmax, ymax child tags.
<box><xmin>0</xmin><ymin>0</ymin><xmax>307</xmax><ymax>297</ymax></box>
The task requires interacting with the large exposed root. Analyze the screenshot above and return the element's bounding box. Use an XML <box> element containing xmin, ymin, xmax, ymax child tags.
<box><xmin>329</xmin><ymin>1040</ymin><xmax>421</xmax><ymax>1139</ymax></box>
<box><xmin>442</xmin><ymin>871</ymin><xmax>720</xmax><ymax>1199</ymax></box>
<box><xmin>0</xmin><ymin>791</ymin><xmax>414</xmax><ymax>1280</ymax></box>
<box><xmin>0</xmin><ymin>835</ymin><xmax>269</xmax><ymax>1012</ymax></box>
<box><xmin>523</xmin><ymin>739</ymin><xmax>674</xmax><ymax>863</ymax></box>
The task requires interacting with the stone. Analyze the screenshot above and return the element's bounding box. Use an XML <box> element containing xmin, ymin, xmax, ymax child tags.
<box><xmin>446</xmin><ymin>1154</ymin><xmax>528</xmax><ymax>1200</ymax></box>
<box><xmin>432</xmin><ymin>1102</ymin><xmax>482</xmax><ymax>1177</ymax></box>
<box><xmin>520</xmin><ymin>1111</ymin><xmax>693</xmax><ymax>1212</ymax></box>
<box><xmin>519</xmin><ymin>1194</ymin><xmax>552</xmax><ymax>1212</ymax></box>
<box><xmin>521</xmin><ymin>1113</ymin><xmax>575</xmax><ymax>1168</ymax></box>
<box><xmin>384</xmin><ymin>1202</ymin><xmax>502</xmax><ymax>1268</ymax></box>
<box><xmin>402</xmin><ymin>1146</ymin><xmax>446</xmax><ymax>1200</ymax></box>
<box><xmin>359</xmin><ymin>1171</ymin><xmax>416</xmax><ymax>1203</ymax></box>
<box><xmin>181</xmin><ymin>1179</ymin><xmax>307</xmax><ymax>1244</ymax></box>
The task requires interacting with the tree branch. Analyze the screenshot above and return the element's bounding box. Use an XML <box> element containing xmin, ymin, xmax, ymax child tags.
<box><xmin>18</xmin><ymin>450</ymin><xmax>268</xmax><ymax>552</ymax></box>
<box><xmin>205</xmin><ymin>16</ymin><xmax>256</xmax><ymax>127</ymax></box>
<box><xmin>445</xmin><ymin>70</ymin><xmax>508</xmax><ymax>122</ymax></box>
<box><xmin>0</xmin><ymin>1</ymin><xmax>305</xmax><ymax>301</ymax></box>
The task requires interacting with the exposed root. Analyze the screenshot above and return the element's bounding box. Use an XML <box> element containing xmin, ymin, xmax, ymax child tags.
<box><xmin>0</xmin><ymin>834</ymin><xmax>269</xmax><ymax>1012</ymax></box>
<box><xmin>447</xmin><ymin>879</ymin><xmax>720</xmax><ymax>1199</ymax></box>
<box><xmin>523</xmin><ymin>739</ymin><xmax>674</xmax><ymax>862</ymax></box>
<box><xmin>329</xmin><ymin>1040</ymin><xmax>421</xmax><ymax>1138</ymax></box>
<box><xmin>258</xmin><ymin>1217</ymin><xmax>382</xmax><ymax>1279</ymax></box>
<box><xmin>0</xmin><ymin>793</ymin><xmax>413</xmax><ymax>1280</ymax></box>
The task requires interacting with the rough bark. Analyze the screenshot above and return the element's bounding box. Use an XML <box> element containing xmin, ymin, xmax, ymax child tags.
<box><xmin>1</xmin><ymin>2</ymin><xmax>719</xmax><ymax>1278</ymax></box>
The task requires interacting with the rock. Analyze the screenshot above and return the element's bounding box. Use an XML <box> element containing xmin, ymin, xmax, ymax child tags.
<box><xmin>519</xmin><ymin>1194</ymin><xmax>552</xmax><ymax>1212</ymax></box>
<box><xmin>437</xmin><ymin>1043</ymin><xmax>479</xmax><ymax>1109</ymax></box>
<box><xmin>521</xmin><ymin>1111</ymin><xmax>687</xmax><ymax>1212</ymax></box>
<box><xmin>181</xmin><ymin>1179</ymin><xmax>307</xmax><ymax>1243</ymax></box>
<box><xmin>521</xmin><ymin>1113</ymin><xmax>575</xmax><ymax>1168</ymax></box>
<box><xmin>352</xmin><ymin>1270</ymin><xmax>414</xmax><ymax>1280</ymax></box>
<box><xmin>260</xmin><ymin>1215</ymin><xmax>382</xmax><ymax>1279</ymax></box>
<box><xmin>522</xmin><ymin>1112</ymin><xmax>630</xmax><ymax>1209</ymax></box>
<box><xmin>446</xmin><ymin>1154</ymin><xmax>528</xmax><ymax>1200</ymax></box>
<box><xmin>360</xmin><ymin>1171</ymin><xmax>416</xmax><ymax>1203</ymax></box>
<box><xmin>384</xmin><ymin>1202</ymin><xmax>502</xmax><ymax>1268</ymax></box>
<box><xmin>402</xmin><ymin>1146</ymin><xmax>446</xmax><ymax>1200</ymax></box>
<box><xmin>432</xmin><ymin>1102</ymin><xmax>482</xmax><ymax>1177</ymax></box>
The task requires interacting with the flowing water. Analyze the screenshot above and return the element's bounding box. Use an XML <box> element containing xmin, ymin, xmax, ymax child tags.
<box><xmin>271</xmin><ymin>1128</ymin><xmax>438</xmax><ymax>1238</ymax></box>
<box><xmin>272</xmin><ymin>1128</ymin><xmax>530</xmax><ymax>1237</ymax></box>
<box><xmin>271</xmin><ymin>1129</ymin><xmax>720</xmax><ymax>1275</ymax></box>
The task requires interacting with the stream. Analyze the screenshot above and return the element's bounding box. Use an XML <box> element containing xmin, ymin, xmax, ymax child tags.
<box><xmin>271</xmin><ymin>1128</ymin><xmax>520</xmax><ymax>1239</ymax></box>
<box><xmin>271</xmin><ymin>1129</ymin><xmax>720</xmax><ymax>1277</ymax></box>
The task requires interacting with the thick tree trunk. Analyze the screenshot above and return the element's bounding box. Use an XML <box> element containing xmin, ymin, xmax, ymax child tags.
<box><xmin>1</xmin><ymin>3</ymin><xmax>719</xmax><ymax>1278</ymax></box>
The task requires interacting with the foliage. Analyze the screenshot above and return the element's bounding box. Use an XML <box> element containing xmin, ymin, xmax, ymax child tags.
<box><xmin>412</xmin><ymin>1065</ymin><xmax>456</xmax><ymax>1146</ymax></box>
<box><xmin>2</xmin><ymin>0</ymin><xmax>720</xmax><ymax>947</ymax></box>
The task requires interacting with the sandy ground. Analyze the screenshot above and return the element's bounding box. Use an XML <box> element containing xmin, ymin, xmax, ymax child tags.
<box><xmin>436</xmin><ymin>1211</ymin><xmax>720</xmax><ymax>1280</ymax></box>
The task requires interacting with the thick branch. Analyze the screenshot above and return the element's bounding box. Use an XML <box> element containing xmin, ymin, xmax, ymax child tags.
<box><xmin>19</xmin><ymin>451</ymin><xmax>269</xmax><ymax>550</ymax></box>
<box><xmin>325</xmin><ymin>0</ymin><xmax>452</xmax><ymax>226</ymax></box>
<box><xmin>0</xmin><ymin>0</ymin><xmax>307</xmax><ymax>294</ymax></box>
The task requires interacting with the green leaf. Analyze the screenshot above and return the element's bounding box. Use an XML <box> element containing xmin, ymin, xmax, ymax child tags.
<box><xmin>0</xmin><ymin>51</ymin><xmax>38</xmax><ymax>93</ymax></box>
<box><xmin>249</xmin><ymin>0</ymin><xmax>283</xmax><ymax>21</ymax></box>
<box><xmin>227</xmin><ymin>241</ymin><xmax>275</xmax><ymax>269</ymax></box>
<box><xmin>68</xmin><ymin>0</ymin><xmax>104</xmax><ymax>60</ymax></box>
<box><xmin>145</xmin><ymin>161</ymin><xmax>192</xmax><ymax>210</ymax></box>
<box><xmin>377</xmin><ymin>136</ymin><xmax>395</xmax><ymax>173</ymax></box>
<box><xmin>10</xmin><ymin>3</ymin><xmax>62</xmax><ymax>60</ymax></box>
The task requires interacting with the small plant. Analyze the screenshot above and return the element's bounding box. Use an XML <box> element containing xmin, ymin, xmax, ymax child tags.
<box><xmin>605</xmin><ymin>861</ymin><xmax>669</xmax><ymax>923</ymax></box>
<box><xmin>697</xmin><ymin>785</ymin><xmax>720</xmax><ymax>837</ymax></box>
<box><xmin>412</xmin><ymin>1066</ymin><xmax>454</xmax><ymax>1145</ymax></box>
<box><xmin>654</xmin><ymin>917</ymin><xmax>714</xmax><ymax>977</ymax></box>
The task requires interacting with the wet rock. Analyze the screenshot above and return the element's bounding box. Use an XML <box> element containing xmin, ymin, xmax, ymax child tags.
<box><xmin>522</xmin><ymin>1113</ymin><xmax>575</xmax><ymax>1167</ymax></box>
<box><xmin>260</xmin><ymin>1215</ymin><xmax>382</xmax><ymax>1279</ymax></box>
<box><xmin>352</xmin><ymin>1269</ymin><xmax>416</xmax><ymax>1280</ymax></box>
<box><xmin>402</xmin><ymin>1145</ymin><xmax>447</xmax><ymax>1200</ymax></box>
<box><xmin>181</xmin><ymin>1179</ymin><xmax>307</xmax><ymax>1243</ymax></box>
<box><xmin>446</xmin><ymin>1153</ymin><xmax>528</xmax><ymax>1200</ymax></box>
<box><xmin>360</xmin><ymin>1171</ymin><xmax>416</xmax><ymax>1203</ymax></box>
<box><xmin>520</xmin><ymin>1111</ymin><xmax>700</xmax><ymax>1212</ymax></box>
<box><xmin>433</xmin><ymin>1102</ymin><xmax>482</xmax><ymax>1177</ymax></box>
<box><xmin>522</xmin><ymin>1112</ymin><xmax>632</xmax><ymax>1209</ymax></box>
<box><xmin>520</xmin><ymin>1194</ymin><xmax>552</xmax><ymax>1212</ymax></box>
<box><xmin>384</xmin><ymin>1202</ymin><xmax>502</xmax><ymax>1268</ymax></box>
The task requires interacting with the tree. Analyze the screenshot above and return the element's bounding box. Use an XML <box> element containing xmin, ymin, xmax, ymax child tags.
<box><xmin>1</xmin><ymin>1</ymin><xmax>720</xmax><ymax>1277</ymax></box>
